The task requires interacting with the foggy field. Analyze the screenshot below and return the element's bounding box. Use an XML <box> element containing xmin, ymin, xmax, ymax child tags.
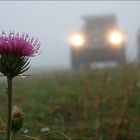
<box><xmin>0</xmin><ymin>64</ymin><xmax>140</xmax><ymax>140</ymax></box>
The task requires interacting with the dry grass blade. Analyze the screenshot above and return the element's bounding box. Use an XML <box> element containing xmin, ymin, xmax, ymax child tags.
<box><xmin>21</xmin><ymin>134</ymin><xmax>42</xmax><ymax>140</ymax></box>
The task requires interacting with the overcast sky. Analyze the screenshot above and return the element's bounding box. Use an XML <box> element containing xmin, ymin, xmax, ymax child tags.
<box><xmin>0</xmin><ymin>1</ymin><xmax>140</xmax><ymax>69</ymax></box>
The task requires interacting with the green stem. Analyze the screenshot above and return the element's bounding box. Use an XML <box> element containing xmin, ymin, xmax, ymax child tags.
<box><xmin>9</xmin><ymin>130</ymin><xmax>16</xmax><ymax>140</ymax></box>
<box><xmin>6</xmin><ymin>77</ymin><xmax>13</xmax><ymax>140</ymax></box>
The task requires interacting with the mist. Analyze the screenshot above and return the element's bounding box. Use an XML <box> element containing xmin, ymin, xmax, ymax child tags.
<box><xmin>0</xmin><ymin>1</ymin><xmax>140</xmax><ymax>70</ymax></box>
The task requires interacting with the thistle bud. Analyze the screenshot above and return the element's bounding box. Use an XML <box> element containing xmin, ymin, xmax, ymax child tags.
<box><xmin>11</xmin><ymin>106</ymin><xmax>24</xmax><ymax>131</ymax></box>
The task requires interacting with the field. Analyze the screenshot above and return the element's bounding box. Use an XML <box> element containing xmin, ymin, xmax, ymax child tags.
<box><xmin>0</xmin><ymin>64</ymin><xmax>140</xmax><ymax>140</ymax></box>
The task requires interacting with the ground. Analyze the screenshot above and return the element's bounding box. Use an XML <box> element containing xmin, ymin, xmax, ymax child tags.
<box><xmin>0</xmin><ymin>64</ymin><xmax>140</xmax><ymax>140</ymax></box>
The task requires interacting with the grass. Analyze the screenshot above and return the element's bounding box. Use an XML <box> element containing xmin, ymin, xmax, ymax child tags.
<box><xmin>0</xmin><ymin>64</ymin><xmax>140</xmax><ymax>140</ymax></box>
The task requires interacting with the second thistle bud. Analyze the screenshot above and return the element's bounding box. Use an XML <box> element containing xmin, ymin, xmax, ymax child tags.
<box><xmin>11</xmin><ymin>106</ymin><xmax>24</xmax><ymax>131</ymax></box>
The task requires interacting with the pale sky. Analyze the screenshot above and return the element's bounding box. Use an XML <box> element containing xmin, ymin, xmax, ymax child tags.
<box><xmin>0</xmin><ymin>1</ymin><xmax>140</xmax><ymax>69</ymax></box>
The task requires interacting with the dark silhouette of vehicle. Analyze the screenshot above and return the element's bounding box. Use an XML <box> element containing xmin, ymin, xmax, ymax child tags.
<box><xmin>70</xmin><ymin>14</ymin><xmax>126</xmax><ymax>69</ymax></box>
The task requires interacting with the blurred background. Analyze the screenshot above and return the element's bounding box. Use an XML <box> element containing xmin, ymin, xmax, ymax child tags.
<box><xmin>0</xmin><ymin>1</ymin><xmax>140</xmax><ymax>71</ymax></box>
<box><xmin>0</xmin><ymin>1</ymin><xmax>140</xmax><ymax>140</ymax></box>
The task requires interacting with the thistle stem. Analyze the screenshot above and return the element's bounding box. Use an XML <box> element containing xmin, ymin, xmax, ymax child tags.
<box><xmin>9</xmin><ymin>130</ymin><xmax>15</xmax><ymax>140</ymax></box>
<box><xmin>6</xmin><ymin>77</ymin><xmax>13</xmax><ymax>140</ymax></box>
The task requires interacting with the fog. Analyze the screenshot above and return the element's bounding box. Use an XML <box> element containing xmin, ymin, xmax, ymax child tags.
<box><xmin>0</xmin><ymin>1</ymin><xmax>140</xmax><ymax>70</ymax></box>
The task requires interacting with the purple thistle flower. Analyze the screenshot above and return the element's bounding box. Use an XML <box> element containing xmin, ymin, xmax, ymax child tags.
<box><xmin>0</xmin><ymin>32</ymin><xmax>41</xmax><ymax>140</ymax></box>
<box><xmin>0</xmin><ymin>31</ymin><xmax>40</xmax><ymax>56</ymax></box>
<box><xmin>0</xmin><ymin>31</ymin><xmax>41</xmax><ymax>77</ymax></box>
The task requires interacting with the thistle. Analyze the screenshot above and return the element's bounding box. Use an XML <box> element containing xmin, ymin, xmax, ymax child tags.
<box><xmin>0</xmin><ymin>31</ymin><xmax>40</xmax><ymax>78</ymax></box>
<box><xmin>0</xmin><ymin>31</ymin><xmax>40</xmax><ymax>140</ymax></box>
<box><xmin>11</xmin><ymin>106</ymin><xmax>24</xmax><ymax>139</ymax></box>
